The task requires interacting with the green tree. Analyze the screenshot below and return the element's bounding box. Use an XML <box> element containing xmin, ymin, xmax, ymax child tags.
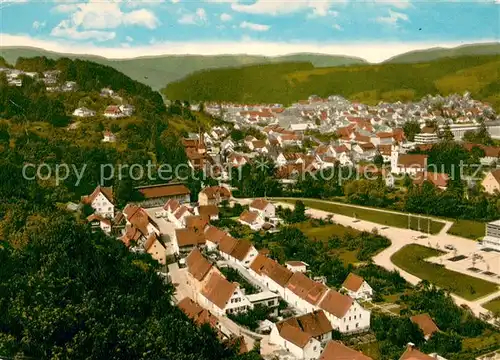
<box><xmin>403</xmin><ymin>120</ymin><xmax>421</xmax><ymax>141</ymax></box>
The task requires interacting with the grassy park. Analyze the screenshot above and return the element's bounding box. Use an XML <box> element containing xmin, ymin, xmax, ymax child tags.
<box><xmin>277</xmin><ymin>198</ymin><xmax>446</xmax><ymax>234</ymax></box>
<box><xmin>483</xmin><ymin>297</ymin><xmax>500</xmax><ymax>313</ymax></box>
<box><xmin>391</xmin><ymin>244</ymin><xmax>498</xmax><ymax>300</ymax></box>
<box><xmin>447</xmin><ymin>219</ymin><xmax>486</xmax><ymax>240</ymax></box>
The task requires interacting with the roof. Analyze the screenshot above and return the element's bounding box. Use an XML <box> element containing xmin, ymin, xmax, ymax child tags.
<box><xmin>488</xmin><ymin>168</ymin><xmax>500</xmax><ymax>184</ymax></box>
<box><xmin>186</xmin><ymin>248</ymin><xmax>213</xmax><ymax>281</ymax></box>
<box><xmin>218</xmin><ymin>235</ymin><xmax>238</xmax><ymax>256</ymax></box>
<box><xmin>144</xmin><ymin>233</ymin><xmax>164</xmax><ymax>252</ymax></box>
<box><xmin>204</xmin><ymin>225</ymin><xmax>228</xmax><ymax>244</ymax></box>
<box><xmin>397</xmin><ymin>154</ymin><xmax>428</xmax><ymax>168</ymax></box>
<box><xmin>278</xmin><ymin>323</ymin><xmax>312</xmax><ymax>349</ymax></box>
<box><xmin>201</xmin><ymin>272</ymin><xmax>238</xmax><ymax>309</ymax></box>
<box><xmin>200</xmin><ymin>186</ymin><xmax>232</xmax><ymax>200</ymax></box>
<box><xmin>185</xmin><ymin>215</ymin><xmax>209</xmax><ymax>232</ymax></box>
<box><xmin>175</xmin><ymin>228</ymin><xmax>206</xmax><ymax>248</ymax></box>
<box><xmin>163</xmin><ymin>199</ymin><xmax>180</xmax><ymax>212</ymax></box>
<box><xmin>319</xmin><ymin>290</ymin><xmax>354</xmax><ymax>319</ymax></box>
<box><xmin>178</xmin><ymin>297</ymin><xmax>218</xmax><ymax>328</ymax></box>
<box><xmin>278</xmin><ymin>310</ymin><xmax>333</xmax><ymax>339</ymax></box>
<box><xmin>250</xmin><ymin>198</ymin><xmax>271</xmax><ymax>211</ymax></box>
<box><xmin>262</xmin><ymin>260</ymin><xmax>293</xmax><ymax>287</ymax></box>
<box><xmin>342</xmin><ymin>273</ymin><xmax>365</xmax><ymax>292</ymax></box>
<box><xmin>87</xmin><ymin>213</ymin><xmax>111</xmax><ymax>226</ymax></box>
<box><xmin>123</xmin><ymin>205</ymin><xmax>155</xmax><ymax>236</ymax></box>
<box><xmin>81</xmin><ymin>186</ymin><xmax>114</xmax><ymax>205</ymax></box>
<box><xmin>413</xmin><ymin>171</ymin><xmax>449</xmax><ymax>188</ymax></box>
<box><xmin>249</xmin><ymin>254</ymin><xmax>274</xmax><ymax>275</ymax></box>
<box><xmin>286</xmin><ymin>261</ymin><xmax>308</xmax><ymax>267</ymax></box>
<box><xmin>320</xmin><ymin>341</ymin><xmax>373</xmax><ymax>360</ymax></box>
<box><xmin>174</xmin><ymin>205</ymin><xmax>192</xmax><ymax>220</ymax></box>
<box><xmin>230</xmin><ymin>239</ymin><xmax>254</xmax><ymax>261</ymax></box>
<box><xmin>399</xmin><ymin>346</ymin><xmax>434</xmax><ymax>360</ymax></box>
<box><xmin>239</xmin><ymin>210</ymin><xmax>259</xmax><ymax>224</ymax></box>
<box><xmin>120</xmin><ymin>225</ymin><xmax>143</xmax><ymax>247</ymax></box>
<box><xmin>137</xmin><ymin>183</ymin><xmax>190</xmax><ymax>199</ymax></box>
<box><xmin>286</xmin><ymin>272</ymin><xmax>329</xmax><ymax>306</ymax></box>
<box><xmin>198</xmin><ymin>205</ymin><xmax>219</xmax><ymax>217</ymax></box>
<box><xmin>410</xmin><ymin>314</ymin><xmax>439</xmax><ymax>338</ymax></box>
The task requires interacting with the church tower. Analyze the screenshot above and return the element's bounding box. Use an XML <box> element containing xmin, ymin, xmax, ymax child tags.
<box><xmin>390</xmin><ymin>142</ymin><xmax>399</xmax><ymax>173</ymax></box>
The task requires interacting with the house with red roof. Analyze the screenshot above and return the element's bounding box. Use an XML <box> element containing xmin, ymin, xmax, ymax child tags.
<box><xmin>341</xmin><ymin>273</ymin><xmax>373</xmax><ymax>301</ymax></box>
<box><xmin>81</xmin><ymin>186</ymin><xmax>115</xmax><ymax>218</ymax></box>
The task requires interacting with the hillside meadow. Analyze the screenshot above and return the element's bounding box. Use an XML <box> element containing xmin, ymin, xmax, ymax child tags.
<box><xmin>163</xmin><ymin>55</ymin><xmax>500</xmax><ymax>110</ymax></box>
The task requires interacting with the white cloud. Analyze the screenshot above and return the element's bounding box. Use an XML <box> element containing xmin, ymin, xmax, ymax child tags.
<box><xmin>333</xmin><ymin>23</ymin><xmax>343</xmax><ymax>31</ymax></box>
<box><xmin>50</xmin><ymin>20</ymin><xmax>116</xmax><ymax>41</ymax></box>
<box><xmin>240</xmin><ymin>21</ymin><xmax>270</xmax><ymax>31</ymax></box>
<box><xmin>231</xmin><ymin>0</ymin><xmax>338</xmax><ymax>16</ymax></box>
<box><xmin>178</xmin><ymin>7</ymin><xmax>207</xmax><ymax>25</ymax></box>
<box><xmin>126</xmin><ymin>35</ymin><xmax>134</xmax><ymax>42</ymax></box>
<box><xmin>2</xmin><ymin>33</ymin><xmax>496</xmax><ymax>63</ymax></box>
<box><xmin>171</xmin><ymin>0</ymin><xmax>180</xmax><ymax>3</ymax></box>
<box><xmin>220</xmin><ymin>13</ymin><xmax>232</xmax><ymax>21</ymax></box>
<box><xmin>376</xmin><ymin>9</ymin><xmax>409</xmax><ymax>26</ymax></box>
<box><xmin>52</xmin><ymin>4</ymin><xmax>79</xmax><ymax>13</ymax></box>
<box><xmin>124</xmin><ymin>0</ymin><xmax>165</xmax><ymax>8</ymax></box>
<box><xmin>372</xmin><ymin>0</ymin><xmax>412</xmax><ymax>9</ymax></box>
<box><xmin>32</xmin><ymin>21</ymin><xmax>46</xmax><ymax>30</ymax></box>
<box><xmin>52</xmin><ymin>0</ymin><xmax>160</xmax><ymax>32</ymax></box>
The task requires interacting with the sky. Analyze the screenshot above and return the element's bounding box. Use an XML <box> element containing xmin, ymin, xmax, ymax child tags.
<box><xmin>0</xmin><ymin>0</ymin><xmax>499</xmax><ymax>62</ymax></box>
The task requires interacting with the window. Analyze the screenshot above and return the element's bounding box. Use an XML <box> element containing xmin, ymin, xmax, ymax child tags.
<box><xmin>349</xmin><ymin>316</ymin><xmax>351</xmax><ymax>321</ymax></box>
<box><xmin>354</xmin><ymin>315</ymin><xmax>356</xmax><ymax>320</ymax></box>
<box><xmin>356</xmin><ymin>323</ymin><xmax>359</xmax><ymax>328</ymax></box>
<box><xmin>313</xmin><ymin>346</ymin><xmax>317</xmax><ymax>351</ymax></box>
<box><xmin>359</xmin><ymin>314</ymin><xmax>362</xmax><ymax>319</ymax></box>
<box><xmin>346</xmin><ymin>325</ymin><xmax>349</xmax><ymax>331</ymax></box>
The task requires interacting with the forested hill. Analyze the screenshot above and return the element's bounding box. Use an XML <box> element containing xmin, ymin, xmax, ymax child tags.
<box><xmin>0</xmin><ymin>47</ymin><xmax>367</xmax><ymax>90</ymax></box>
<box><xmin>10</xmin><ymin>56</ymin><xmax>165</xmax><ymax>114</ymax></box>
<box><xmin>162</xmin><ymin>54</ymin><xmax>500</xmax><ymax>111</ymax></box>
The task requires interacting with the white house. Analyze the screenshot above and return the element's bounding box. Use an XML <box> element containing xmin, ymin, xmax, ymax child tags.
<box><xmin>119</xmin><ymin>104</ymin><xmax>134</xmax><ymax>116</ymax></box>
<box><xmin>102</xmin><ymin>130</ymin><xmax>116</xmax><ymax>143</ymax></box>
<box><xmin>269</xmin><ymin>320</ymin><xmax>322</xmax><ymax>360</ymax></box>
<box><xmin>260</xmin><ymin>260</ymin><xmax>293</xmax><ymax>298</ymax></box>
<box><xmin>87</xmin><ymin>214</ymin><xmax>112</xmax><ymax>234</ymax></box>
<box><xmin>318</xmin><ymin>290</ymin><xmax>371</xmax><ymax>333</ymax></box>
<box><xmin>285</xmin><ymin>261</ymin><xmax>308</xmax><ymax>273</ymax></box>
<box><xmin>81</xmin><ymin>186</ymin><xmax>115</xmax><ymax>218</ymax></box>
<box><xmin>104</xmin><ymin>105</ymin><xmax>124</xmax><ymax>118</ymax></box>
<box><xmin>122</xmin><ymin>204</ymin><xmax>160</xmax><ymax>237</ymax></box>
<box><xmin>390</xmin><ymin>144</ymin><xmax>428</xmax><ymax>175</ymax></box>
<box><xmin>249</xmin><ymin>198</ymin><xmax>275</xmax><ymax>219</ymax></box>
<box><xmin>100</xmin><ymin>87</ymin><xmax>114</xmax><ymax>97</ymax></box>
<box><xmin>199</xmin><ymin>272</ymin><xmax>253</xmax><ymax>316</ymax></box>
<box><xmin>238</xmin><ymin>210</ymin><xmax>266</xmax><ymax>231</ymax></box>
<box><xmin>72</xmin><ymin>107</ymin><xmax>96</xmax><ymax>118</ymax></box>
<box><xmin>284</xmin><ymin>272</ymin><xmax>329</xmax><ymax>314</ymax></box>
<box><xmin>246</xmin><ymin>291</ymin><xmax>281</xmax><ymax>316</ymax></box>
<box><xmin>341</xmin><ymin>273</ymin><xmax>373</xmax><ymax>301</ymax></box>
<box><xmin>169</xmin><ymin>205</ymin><xmax>193</xmax><ymax>228</ymax></box>
<box><xmin>195</xmin><ymin>205</ymin><xmax>220</xmax><ymax>221</ymax></box>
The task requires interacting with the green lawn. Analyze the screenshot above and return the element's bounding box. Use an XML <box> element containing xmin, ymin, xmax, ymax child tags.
<box><xmin>294</xmin><ymin>222</ymin><xmax>358</xmax><ymax>240</ymax></box>
<box><xmin>447</xmin><ymin>219</ymin><xmax>485</xmax><ymax>240</ymax></box>
<box><xmin>391</xmin><ymin>244</ymin><xmax>498</xmax><ymax>300</ymax></box>
<box><xmin>277</xmin><ymin>198</ymin><xmax>445</xmax><ymax>234</ymax></box>
<box><xmin>483</xmin><ymin>297</ymin><xmax>500</xmax><ymax>313</ymax></box>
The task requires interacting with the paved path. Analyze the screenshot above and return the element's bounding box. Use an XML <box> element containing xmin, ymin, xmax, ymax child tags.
<box><xmin>236</xmin><ymin>198</ymin><xmax>500</xmax><ymax>318</ymax></box>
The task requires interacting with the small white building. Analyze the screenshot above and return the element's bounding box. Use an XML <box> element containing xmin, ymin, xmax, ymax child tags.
<box><xmin>87</xmin><ymin>214</ymin><xmax>112</xmax><ymax>234</ymax></box>
<box><xmin>238</xmin><ymin>210</ymin><xmax>266</xmax><ymax>231</ymax></box>
<box><xmin>341</xmin><ymin>273</ymin><xmax>373</xmax><ymax>301</ymax></box>
<box><xmin>318</xmin><ymin>290</ymin><xmax>371</xmax><ymax>333</ymax></box>
<box><xmin>246</xmin><ymin>291</ymin><xmax>280</xmax><ymax>316</ymax></box>
<box><xmin>81</xmin><ymin>186</ymin><xmax>115</xmax><ymax>218</ymax></box>
<box><xmin>390</xmin><ymin>144</ymin><xmax>428</xmax><ymax>175</ymax></box>
<box><xmin>102</xmin><ymin>130</ymin><xmax>116</xmax><ymax>143</ymax></box>
<box><xmin>73</xmin><ymin>107</ymin><xmax>96</xmax><ymax>118</ymax></box>
<box><xmin>269</xmin><ymin>313</ymin><xmax>325</xmax><ymax>360</ymax></box>
<box><xmin>249</xmin><ymin>198</ymin><xmax>276</xmax><ymax>219</ymax></box>
<box><xmin>199</xmin><ymin>272</ymin><xmax>253</xmax><ymax>316</ymax></box>
<box><xmin>481</xmin><ymin>219</ymin><xmax>500</xmax><ymax>251</ymax></box>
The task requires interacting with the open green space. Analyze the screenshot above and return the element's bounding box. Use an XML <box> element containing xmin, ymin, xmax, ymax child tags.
<box><xmin>447</xmin><ymin>219</ymin><xmax>486</xmax><ymax>240</ymax></box>
<box><xmin>391</xmin><ymin>244</ymin><xmax>498</xmax><ymax>300</ymax></box>
<box><xmin>277</xmin><ymin>198</ymin><xmax>445</xmax><ymax>234</ymax></box>
<box><xmin>482</xmin><ymin>297</ymin><xmax>500</xmax><ymax>313</ymax></box>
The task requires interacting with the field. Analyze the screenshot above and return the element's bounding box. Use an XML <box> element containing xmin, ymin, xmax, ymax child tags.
<box><xmin>163</xmin><ymin>54</ymin><xmax>500</xmax><ymax>111</ymax></box>
<box><xmin>294</xmin><ymin>222</ymin><xmax>361</xmax><ymax>265</ymax></box>
<box><xmin>483</xmin><ymin>297</ymin><xmax>500</xmax><ymax>313</ymax></box>
<box><xmin>447</xmin><ymin>219</ymin><xmax>486</xmax><ymax>239</ymax></box>
<box><xmin>277</xmin><ymin>198</ymin><xmax>446</xmax><ymax>234</ymax></box>
<box><xmin>391</xmin><ymin>244</ymin><xmax>498</xmax><ymax>300</ymax></box>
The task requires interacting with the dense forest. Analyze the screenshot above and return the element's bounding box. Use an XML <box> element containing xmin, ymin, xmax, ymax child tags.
<box><xmin>163</xmin><ymin>54</ymin><xmax>500</xmax><ymax>110</ymax></box>
<box><xmin>0</xmin><ymin>57</ymin><xmax>261</xmax><ymax>359</ymax></box>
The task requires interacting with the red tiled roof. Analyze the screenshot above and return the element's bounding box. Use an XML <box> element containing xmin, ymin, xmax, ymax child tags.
<box><xmin>137</xmin><ymin>183</ymin><xmax>190</xmax><ymax>199</ymax></box>
<box><xmin>342</xmin><ymin>273</ymin><xmax>365</xmax><ymax>292</ymax></box>
<box><xmin>413</xmin><ymin>171</ymin><xmax>449</xmax><ymax>188</ymax></box>
<box><xmin>410</xmin><ymin>314</ymin><xmax>439</xmax><ymax>338</ymax></box>
<box><xmin>81</xmin><ymin>186</ymin><xmax>114</xmax><ymax>205</ymax></box>
<box><xmin>320</xmin><ymin>341</ymin><xmax>373</xmax><ymax>360</ymax></box>
<box><xmin>201</xmin><ymin>272</ymin><xmax>237</xmax><ymax>310</ymax></box>
<box><xmin>319</xmin><ymin>290</ymin><xmax>353</xmax><ymax>319</ymax></box>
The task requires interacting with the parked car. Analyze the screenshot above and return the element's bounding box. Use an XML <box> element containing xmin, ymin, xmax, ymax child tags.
<box><xmin>154</xmin><ymin>211</ymin><xmax>163</xmax><ymax>218</ymax></box>
<box><xmin>445</xmin><ymin>244</ymin><xmax>456</xmax><ymax>250</ymax></box>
